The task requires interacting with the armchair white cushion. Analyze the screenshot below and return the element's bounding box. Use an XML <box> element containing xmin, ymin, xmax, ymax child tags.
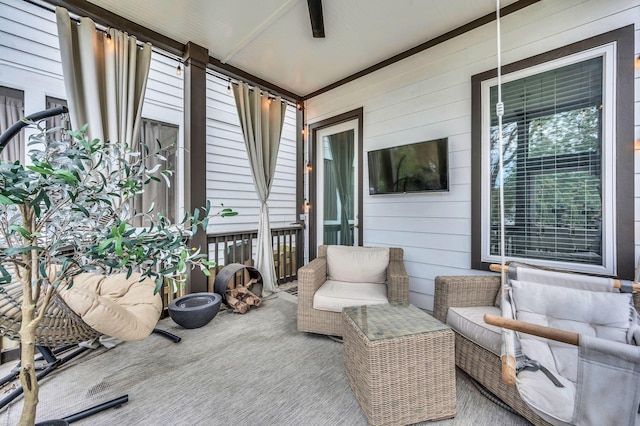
<box><xmin>313</xmin><ymin>281</ymin><xmax>388</xmax><ymax>312</ymax></box>
<box><xmin>326</xmin><ymin>245</ymin><xmax>389</xmax><ymax>283</ymax></box>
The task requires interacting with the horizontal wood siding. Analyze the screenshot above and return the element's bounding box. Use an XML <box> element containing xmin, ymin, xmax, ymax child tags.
<box><xmin>305</xmin><ymin>0</ymin><xmax>640</xmax><ymax>310</ymax></box>
<box><xmin>205</xmin><ymin>74</ymin><xmax>297</xmax><ymax>233</ymax></box>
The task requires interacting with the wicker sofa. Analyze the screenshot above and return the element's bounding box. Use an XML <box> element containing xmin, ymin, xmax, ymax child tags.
<box><xmin>434</xmin><ymin>274</ymin><xmax>640</xmax><ymax>426</ymax></box>
<box><xmin>433</xmin><ymin>275</ymin><xmax>551</xmax><ymax>426</ymax></box>
<box><xmin>297</xmin><ymin>245</ymin><xmax>409</xmax><ymax>337</ymax></box>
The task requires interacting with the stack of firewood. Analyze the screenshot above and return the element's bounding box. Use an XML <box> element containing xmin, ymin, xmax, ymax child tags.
<box><xmin>226</xmin><ymin>278</ymin><xmax>262</xmax><ymax>314</ymax></box>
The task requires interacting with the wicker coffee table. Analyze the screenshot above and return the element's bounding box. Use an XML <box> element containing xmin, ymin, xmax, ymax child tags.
<box><xmin>342</xmin><ymin>303</ymin><xmax>456</xmax><ymax>426</ymax></box>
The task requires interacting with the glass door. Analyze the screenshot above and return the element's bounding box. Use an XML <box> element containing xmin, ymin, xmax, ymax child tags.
<box><xmin>316</xmin><ymin>119</ymin><xmax>359</xmax><ymax>247</ymax></box>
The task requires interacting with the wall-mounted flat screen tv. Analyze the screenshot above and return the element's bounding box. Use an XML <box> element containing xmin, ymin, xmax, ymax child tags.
<box><xmin>367</xmin><ymin>138</ymin><xmax>449</xmax><ymax>195</ymax></box>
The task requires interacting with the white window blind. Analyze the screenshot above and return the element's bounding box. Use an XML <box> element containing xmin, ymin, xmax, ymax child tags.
<box><xmin>488</xmin><ymin>56</ymin><xmax>604</xmax><ymax>266</ymax></box>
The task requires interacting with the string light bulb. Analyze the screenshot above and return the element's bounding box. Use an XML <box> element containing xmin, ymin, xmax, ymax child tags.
<box><xmin>297</xmin><ymin>102</ymin><xmax>301</xmax><ymax>110</ymax></box>
<box><xmin>306</xmin><ymin>162</ymin><xmax>312</xmax><ymax>172</ymax></box>
<box><xmin>105</xmin><ymin>29</ymin><xmax>112</xmax><ymax>42</ymax></box>
<box><xmin>227</xmin><ymin>82</ymin><xmax>232</xmax><ymax>94</ymax></box>
<box><xmin>304</xmin><ymin>199</ymin><xmax>311</xmax><ymax>213</ymax></box>
<box><xmin>176</xmin><ymin>63</ymin><xmax>182</xmax><ymax>76</ymax></box>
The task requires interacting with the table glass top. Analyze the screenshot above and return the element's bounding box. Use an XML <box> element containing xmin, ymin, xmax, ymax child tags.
<box><xmin>343</xmin><ymin>303</ymin><xmax>450</xmax><ymax>341</ymax></box>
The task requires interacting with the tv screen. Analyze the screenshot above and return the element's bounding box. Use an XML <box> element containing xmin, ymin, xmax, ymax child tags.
<box><xmin>367</xmin><ymin>138</ymin><xmax>449</xmax><ymax>195</ymax></box>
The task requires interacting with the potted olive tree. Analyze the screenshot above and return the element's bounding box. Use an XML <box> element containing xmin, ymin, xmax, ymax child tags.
<box><xmin>0</xmin><ymin>116</ymin><xmax>232</xmax><ymax>425</ymax></box>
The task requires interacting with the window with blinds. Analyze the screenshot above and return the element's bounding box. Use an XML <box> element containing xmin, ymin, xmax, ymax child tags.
<box><xmin>472</xmin><ymin>27</ymin><xmax>634</xmax><ymax>278</ymax></box>
<box><xmin>470</xmin><ymin>30</ymin><xmax>635</xmax><ymax>277</ymax></box>
<box><xmin>46</xmin><ymin>96</ymin><xmax>68</xmax><ymax>141</ymax></box>
<box><xmin>488</xmin><ymin>56</ymin><xmax>604</xmax><ymax>266</ymax></box>
<box><xmin>0</xmin><ymin>87</ymin><xmax>25</xmax><ymax>163</ymax></box>
<box><xmin>132</xmin><ymin>118</ymin><xmax>178</xmax><ymax>226</ymax></box>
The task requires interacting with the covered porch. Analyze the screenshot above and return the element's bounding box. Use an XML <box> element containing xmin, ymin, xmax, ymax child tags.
<box><xmin>0</xmin><ymin>0</ymin><xmax>638</xmax><ymax>424</ymax></box>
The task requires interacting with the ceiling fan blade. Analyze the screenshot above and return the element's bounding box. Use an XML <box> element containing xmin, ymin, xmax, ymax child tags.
<box><xmin>307</xmin><ymin>0</ymin><xmax>325</xmax><ymax>38</ymax></box>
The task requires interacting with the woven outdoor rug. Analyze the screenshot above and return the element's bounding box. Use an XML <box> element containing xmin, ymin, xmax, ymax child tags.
<box><xmin>0</xmin><ymin>294</ymin><xmax>530</xmax><ymax>425</ymax></box>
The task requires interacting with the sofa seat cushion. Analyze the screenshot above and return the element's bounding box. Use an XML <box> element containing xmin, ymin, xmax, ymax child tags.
<box><xmin>326</xmin><ymin>246</ymin><xmax>389</xmax><ymax>284</ymax></box>
<box><xmin>313</xmin><ymin>280</ymin><xmax>388</xmax><ymax>313</ymax></box>
<box><xmin>447</xmin><ymin>306</ymin><xmax>502</xmax><ymax>355</ymax></box>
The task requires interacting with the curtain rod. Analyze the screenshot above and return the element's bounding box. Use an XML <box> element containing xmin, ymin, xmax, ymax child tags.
<box><xmin>26</xmin><ymin>0</ymin><xmax>300</xmax><ymax>105</ymax></box>
<box><xmin>204</xmin><ymin>69</ymin><xmax>298</xmax><ymax>108</ymax></box>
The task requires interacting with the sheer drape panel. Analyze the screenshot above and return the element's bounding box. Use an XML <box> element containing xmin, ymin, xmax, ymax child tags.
<box><xmin>232</xmin><ymin>82</ymin><xmax>286</xmax><ymax>295</ymax></box>
<box><xmin>0</xmin><ymin>95</ymin><xmax>24</xmax><ymax>163</ymax></box>
<box><xmin>328</xmin><ymin>132</ymin><xmax>354</xmax><ymax>246</ymax></box>
<box><xmin>55</xmin><ymin>6</ymin><xmax>151</xmax><ymax>148</ymax></box>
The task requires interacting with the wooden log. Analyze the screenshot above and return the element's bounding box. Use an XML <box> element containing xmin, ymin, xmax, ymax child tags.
<box><xmin>229</xmin><ymin>287</ymin><xmax>262</xmax><ymax>307</ymax></box>
<box><xmin>241</xmin><ymin>278</ymin><xmax>257</xmax><ymax>289</ymax></box>
<box><xmin>242</xmin><ymin>289</ymin><xmax>262</xmax><ymax>306</ymax></box>
<box><xmin>489</xmin><ymin>264</ymin><xmax>640</xmax><ymax>292</ymax></box>
<box><xmin>235</xmin><ymin>286</ymin><xmax>250</xmax><ymax>295</ymax></box>
<box><xmin>484</xmin><ymin>314</ymin><xmax>579</xmax><ymax>346</ymax></box>
<box><xmin>245</xmin><ymin>296</ymin><xmax>261</xmax><ymax>306</ymax></box>
<box><xmin>226</xmin><ymin>295</ymin><xmax>250</xmax><ymax>314</ymax></box>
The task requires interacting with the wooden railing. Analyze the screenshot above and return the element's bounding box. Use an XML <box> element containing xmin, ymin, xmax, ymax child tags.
<box><xmin>207</xmin><ymin>224</ymin><xmax>303</xmax><ymax>284</ymax></box>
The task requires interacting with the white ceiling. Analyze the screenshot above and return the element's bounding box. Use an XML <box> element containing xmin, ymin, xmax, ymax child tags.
<box><xmin>85</xmin><ymin>0</ymin><xmax>520</xmax><ymax>97</ymax></box>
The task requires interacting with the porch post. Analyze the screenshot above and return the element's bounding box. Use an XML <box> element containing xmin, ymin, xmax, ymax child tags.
<box><xmin>184</xmin><ymin>41</ymin><xmax>208</xmax><ymax>293</ymax></box>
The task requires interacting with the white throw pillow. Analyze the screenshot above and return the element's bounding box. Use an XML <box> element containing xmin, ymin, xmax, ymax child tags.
<box><xmin>326</xmin><ymin>246</ymin><xmax>389</xmax><ymax>284</ymax></box>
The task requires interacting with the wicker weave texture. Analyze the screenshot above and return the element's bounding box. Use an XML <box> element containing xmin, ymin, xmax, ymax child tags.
<box><xmin>0</xmin><ymin>281</ymin><xmax>101</xmax><ymax>346</ymax></box>
<box><xmin>433</xmin><ymin>275</ymin><xmax>500</xmax><ymax>323</ymax></box>
<box><xmin>434</xmin><ymin>275</ymin><xmax>553</xmax><ymax>426</ymax></box>
<box><xmin>455</xmin><ymin>332</ymin><xmax>551</xmax><ymax>426</ymax></box>
<box><xmin>343</xmin><ymin>311</ymin><xmax>456</xmax><ymax>425</ymax></box>
<box><xmin>297</xmin><ymin>246</ymin><xmax>409</xmax><ymax>337</ymax></box>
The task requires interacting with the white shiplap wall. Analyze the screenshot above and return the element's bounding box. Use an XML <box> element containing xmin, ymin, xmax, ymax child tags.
<box><xmin>205</xmin><ymin>74</ymin><xmax>298</xmax><ymax>233</ymax></box>
<box><xmin>305</xmin><ymin>0</ymin><xmax>640</xmax><ymax>310</ymax></box>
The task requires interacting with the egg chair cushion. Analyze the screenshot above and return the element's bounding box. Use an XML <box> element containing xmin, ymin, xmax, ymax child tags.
<box><xmin>57</xmin><ymin>272</ymin><xmax>163</xmax><ymax>341</ymax></box>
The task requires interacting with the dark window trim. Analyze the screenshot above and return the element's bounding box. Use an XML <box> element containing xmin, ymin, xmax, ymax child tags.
<box><xmin>45</xmin><ymin>96</ymin><xmax>67</xmax><ymax>106</ymax></box>
<box><xmin>471</xmin><ymin>25</ymin><xmax>635</xmax><ymax>279</ymax></box>
<box><xmin>0</xmin><ymin>86</ymin><xmax>24</xmax><ymax>100</ymax></box>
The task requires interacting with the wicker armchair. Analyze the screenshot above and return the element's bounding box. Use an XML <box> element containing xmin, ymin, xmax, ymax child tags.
<box><xmin>297</xmin><ymin>245</ymin><xmax>409</xmax><ymax>337</ymax></box>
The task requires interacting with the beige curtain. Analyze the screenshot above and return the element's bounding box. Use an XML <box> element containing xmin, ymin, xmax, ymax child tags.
<box><xmin>55</xmin><ymin>6</ymin><xmax>151</xmax><ymax>148</ymax></box>
<box><xmin>232</xmin><ymin>82</ymin><xmax>286</xmax><ymax>295</ymax></box>
<box><xmin>0</xmin><ymin>95</ymin><xmax>24</xmax><ymax>163</ymax></box>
